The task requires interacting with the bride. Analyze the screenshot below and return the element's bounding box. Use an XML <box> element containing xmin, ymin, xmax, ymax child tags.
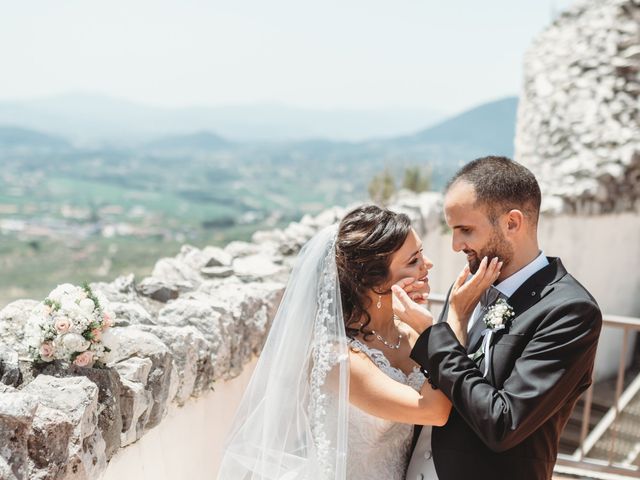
<box><xmin>217</xmin><ymin>205</ymin><xmax>500</xmax><ymax>480</ymax></box>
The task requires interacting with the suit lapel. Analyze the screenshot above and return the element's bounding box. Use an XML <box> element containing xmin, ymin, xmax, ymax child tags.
<box><xmin>506</xmin><ymin>257</ymin><xmax>566</xmax><ymax>318</ymax></box>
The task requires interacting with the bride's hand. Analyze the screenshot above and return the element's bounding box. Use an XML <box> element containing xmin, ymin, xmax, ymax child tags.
<box><xmin>447</xmin><ymin>257</ymin><xmax>502</xmax><ymax>345</ymax></box>
<box><xmin>391</xmin><ymin>277</ymin><xmax>434</xmax><ymax>334</ymax></box>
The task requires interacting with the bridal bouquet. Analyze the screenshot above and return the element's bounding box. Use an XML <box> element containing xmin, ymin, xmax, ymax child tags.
<box><xmin>25</xmin><ymin>283</ymin><xmax>115</xmax><ymax>367</ymax></box>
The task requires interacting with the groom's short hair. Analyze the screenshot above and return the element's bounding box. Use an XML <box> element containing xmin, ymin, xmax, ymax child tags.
<box><xmin>446</xmin><ymin>156</ymin><xmax>542</xmax><ymax>226</ymax></box>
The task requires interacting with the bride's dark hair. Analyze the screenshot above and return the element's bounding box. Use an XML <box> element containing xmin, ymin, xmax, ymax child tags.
<box><xmin>335</xmin><ymin>205</ymin><xmax>412</xmax><ymax>339</ymax></box>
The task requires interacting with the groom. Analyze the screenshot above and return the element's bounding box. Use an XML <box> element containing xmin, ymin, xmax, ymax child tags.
<box><xmin>395</xmin><ymin>156</ymin><xmax>602</xmax><ymax>480</ymax></box>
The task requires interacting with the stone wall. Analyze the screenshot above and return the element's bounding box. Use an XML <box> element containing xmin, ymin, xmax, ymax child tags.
<box><xmin>0</xmin><ymin>194</ymin><xmax>442</xmax><ymax>480</ymax></box>
<box><xmin>515</xmin><ymin>0</ymin><xmax>640</xmax><ymax>215</ymax></box>
<box><xmin>0</xmin><ymin>222</ymin><xmax>295</xmax><ymax>478</ymax></box>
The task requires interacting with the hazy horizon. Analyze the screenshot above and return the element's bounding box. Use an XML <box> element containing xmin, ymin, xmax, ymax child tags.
<box><xmin>0</xmin><ymin>0</ymin><xmax>575</xmax><ymax>115</ymax></box>
<box><xmin>0</xmin><ymin>91</ymin><xmax>518</xmax><ymax>143</ymax></box>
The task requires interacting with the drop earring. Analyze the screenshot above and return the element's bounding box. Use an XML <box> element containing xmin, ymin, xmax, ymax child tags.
<box><xmin>376</xmin><ymin>295</ymin><xmax>382</xmax><ymax>309</ymax></box>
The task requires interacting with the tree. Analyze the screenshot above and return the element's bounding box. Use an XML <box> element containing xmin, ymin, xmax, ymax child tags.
<box><xmin>368</xmin><ymin>169</ymin><xmax>396</xmax><ymax>205</ymax></box>
<box><xmin>402</xmin><ymin>166</ymin><xmax>431</xmax><ymax>193</ymax></box>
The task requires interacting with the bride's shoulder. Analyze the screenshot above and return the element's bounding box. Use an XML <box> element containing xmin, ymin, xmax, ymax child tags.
<box><xmin>347</xmin><ymin>340</ymin><xmax>377</xmax><ymax>371</ymax></box>
<box><xmin>347</xmin><ymin>337</ymin><xmax>381</xmax><ymax>366</ymax></box>
<box><xmin>347</xmin><ymin>336</ymin><xmax>370</xmax><ymax>356</ymax></box>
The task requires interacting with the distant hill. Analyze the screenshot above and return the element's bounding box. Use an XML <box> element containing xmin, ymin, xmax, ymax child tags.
<box><xmin>0</xmin><ymin>93</ymin><xmax>444</xmax><ymax>143</ymax></box>
<box><xmin>0</xmin><ymin>97</ymin><xmax>518</xmax><ymax>195</ymax></box>
<box><xmin>338</xmin><ymin>96</ymin><xmax>520</xmax><ymax>188</ymax></box>
<box><xmin>0</xmin><ymin>93</ymin><xmax>517</xmax><ymax>152</ymax></box>
<box><xmin>0</xmin><ymin>126</ymin><xmax>70</xmax><ymax>149</ymax></box>
<box><xmin>144</xmin><ymin>131</ymin><xmax>231</xmax><ymax>152</ymax></box>
<box><xmin>395</xmin><ymin>96</ymin><xmax>518</xmax><ymax>156</ymax></box>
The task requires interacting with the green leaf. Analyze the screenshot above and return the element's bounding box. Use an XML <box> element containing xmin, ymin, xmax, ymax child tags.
<box><xmin>44</xmin><ymin>298</ymin><xmax>61</xmax><ymax>311</ymax></box>
<box><xmin>82</xmin><ymin>282</ymin><xmax>103</xmax><ymax>314</ymax></box>
<box><xmin>469</xmin><ymin>349</ymin><xmax>485</xmax><ymax>363</ymax></box>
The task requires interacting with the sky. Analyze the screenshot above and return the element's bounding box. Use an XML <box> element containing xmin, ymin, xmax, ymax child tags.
<box><xmin>0</xmin><ymin>0</ymin><xmax>574</xmax><ymax>115</ymax></box>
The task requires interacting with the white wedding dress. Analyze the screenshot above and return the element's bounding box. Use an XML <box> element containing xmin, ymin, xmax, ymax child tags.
<box><xmin>218</xmin><ymin>226</ymin><xmax>439</xmax><ymax>480</ymax></box>
<box><xmin>347</xmin><ymin>338</ymin><xmax>437</xmax><ymax>480</ymax></box>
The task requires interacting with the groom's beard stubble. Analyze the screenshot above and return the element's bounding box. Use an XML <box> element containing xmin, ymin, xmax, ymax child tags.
<box><xmin>465</xmin><ymin>229</ymin><xmax>513</xmax><ymax>275</ymax></box>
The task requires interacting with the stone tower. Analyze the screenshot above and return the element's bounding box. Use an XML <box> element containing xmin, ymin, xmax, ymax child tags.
<box><xmin>515</xmin><ymin>0</ymin><xmax>640</xmax><ymax>214</ymax></box>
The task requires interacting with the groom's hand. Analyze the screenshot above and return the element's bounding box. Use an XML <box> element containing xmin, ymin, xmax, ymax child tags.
<box><xmin>392</xmin><ymin>278</ymin><xmax>434</xmax><ymax>334</ymax></box>
<box><xmin>449</xmin><ymin>257</ymin><xmax>503</xmax><ymax>321</ymax></box>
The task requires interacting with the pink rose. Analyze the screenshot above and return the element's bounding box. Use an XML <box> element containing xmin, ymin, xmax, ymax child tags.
<box><xmin>73</xmin><ymin>351</ymin><xmax>94</xmax><ymax>367</ymax></box>
<box><xmin>39</xmin><ymin>342</ymin><xmax>55</xmax><ymax>361</ymax></box>
<box><xmin>102</xmin><ymin>312</ymin><xmax>114</xmax><ymax>329</ymax></box>
<box><xmin>54</xmin><ymin>317</ymin><xmax>71</xmax><ymax>334</ymax></box>
<box><xmin>91</xmin><ymin>328</ymin><xmax>102</xmax><ymax>342</ymax></box>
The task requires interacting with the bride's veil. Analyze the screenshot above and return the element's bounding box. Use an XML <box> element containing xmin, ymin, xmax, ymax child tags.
<box><xmin>218</xmin><ymin>225</ymin><xmax>349</xmax><ymax>480</ymax></box>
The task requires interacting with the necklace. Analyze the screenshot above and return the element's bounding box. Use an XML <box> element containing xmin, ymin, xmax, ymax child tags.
<box><xmin>371</xmin><ymin>328</ymin><xmax>403</xmax><ymax>349</ymax></box>
<box><xmin>360</xmin><ymin>315</ymin><xmax>403</xmax><ymax>350</ymax></box>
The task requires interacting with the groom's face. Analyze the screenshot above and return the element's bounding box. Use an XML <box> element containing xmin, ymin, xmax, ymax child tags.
<box><xmin>444</xmin><ymin>181</ymin><xmax>514</xmax><ymax>274</ymax></box>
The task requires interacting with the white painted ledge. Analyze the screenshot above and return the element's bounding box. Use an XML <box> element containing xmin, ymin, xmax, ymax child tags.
<box><xmin>100</xmin><ymin>359</ymin><xmax>257</xmax><ymax>480</ymax></box>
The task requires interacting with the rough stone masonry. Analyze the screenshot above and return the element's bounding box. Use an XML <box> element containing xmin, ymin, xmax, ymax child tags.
<box><xmin>515</xmin><ymin>0</ymin><xmax>640</xmax><ymax>214</ymax></box>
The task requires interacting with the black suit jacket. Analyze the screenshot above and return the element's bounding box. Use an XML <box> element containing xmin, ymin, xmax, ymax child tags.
<box><xmin>410</xmin><ymin>257</ymin><xmax>602</xmax><ymax>480</ymax></box>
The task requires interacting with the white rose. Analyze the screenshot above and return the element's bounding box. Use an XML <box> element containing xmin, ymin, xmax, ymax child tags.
<box><xmin>24</xmin><ymin>316</ymin><xmax>45</xmax><ymax>347</ymax></box>
<box><xmin>59</xmin><ymin>294</ymin><xmax>73</xmax><ymax>305</ymax></box>
<box><xmin>493</xmin><ymin>315</ymin><xmax>504</xmax><ymax>327</ymax></box>
<box><xmin>62</xmin><ymin>296</ymin><xmax>82</xmax><ymax>308</ymax></box>
<box><xmin>64</xmin><ymin>304</ymin><xmax>91</xmax><ymax>330</ymax></box>
<box><xmin>79</xmin><ymin>298</ymin><xmax>96</xmax><ymax>314</ymax></box>
<box><xmin>33</xmin><ymin>303</ymin><xmax>51</xmax><ymax>317</ymax></box>
<box><xmin>62</xmin><ymin>333</ymin><xmax>90</xmax><ymax>353</ymax></box>
<box><xmin>52</xmin><ymin>336</ymin><xmax>66</xmax><ymax>359</ymax></box>
<box><xmin>48</xmin><ymin>284</ymin><xmax>77</xmax><ymax>302</ymax></box>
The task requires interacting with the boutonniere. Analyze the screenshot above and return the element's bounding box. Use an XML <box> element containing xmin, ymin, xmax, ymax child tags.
<box><xmin>483</xmin><ymin>298</ymin><xmax>515</xmax><ymax>331</ymax></box>
<box><xmin>468</xmin><ymin>299</ymin><xmax>515</xmax><ymax>376</ymax></box>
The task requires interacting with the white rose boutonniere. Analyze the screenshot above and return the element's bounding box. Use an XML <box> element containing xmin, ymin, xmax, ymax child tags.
<box><xmin>483</xmin><ymin>298</ymin><xmax>515</xmax><ymax>330</ymax></box>
<box><xmin>469</xmin><ymin>298</ymin><xmax>516</xmax><ymax>377</ymax></box>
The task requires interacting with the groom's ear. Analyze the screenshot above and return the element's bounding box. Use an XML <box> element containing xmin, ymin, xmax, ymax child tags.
<box><xmin>506</xmin><ymin>209</ymin><xmax>524</xmax><ymax>234</ymax></box>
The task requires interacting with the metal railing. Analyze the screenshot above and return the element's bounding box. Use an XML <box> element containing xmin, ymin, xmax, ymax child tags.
<box><xmin>426</xmin><ymin>293</ymin><xmax>640</xmax><ymax>479</ymax></box>
<box><xmin>555</xmin><ymin>314</ymin><xmax>640</xmax><ymax>479</ymax></box>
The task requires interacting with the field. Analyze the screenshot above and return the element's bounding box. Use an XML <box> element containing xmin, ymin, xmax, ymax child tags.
<box><xmin>0</xmin><ymin>97</ymin><xmax>518</xmax><ymax>307</ymax></box>
<box><xmin>0</xmin><ymin>142</ymin><xmax>393</xmax><ymax>307</ymax></box>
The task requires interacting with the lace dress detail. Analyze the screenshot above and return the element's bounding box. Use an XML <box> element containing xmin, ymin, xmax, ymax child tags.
<box><xmin>347</xmin><ymin>338</ymin><xmax>427</xmax><ymax>480</ymax></box>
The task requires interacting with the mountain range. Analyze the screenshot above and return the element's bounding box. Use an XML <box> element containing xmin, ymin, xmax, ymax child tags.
<box><xmin>0</xmin><ymin>93</ymin><xmax>446</xmax><ymax>144</ymax></box>
<box><xmin>0</xmin><ymin>95</ymin><xmax>518</xmax><ymax>157</ymax></box>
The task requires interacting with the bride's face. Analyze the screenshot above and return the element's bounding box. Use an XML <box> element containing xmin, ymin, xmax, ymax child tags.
<box><xmin>385</xmin><ymin>228</ymin><xmax>433</xmax><ymax>294</ymax></box>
